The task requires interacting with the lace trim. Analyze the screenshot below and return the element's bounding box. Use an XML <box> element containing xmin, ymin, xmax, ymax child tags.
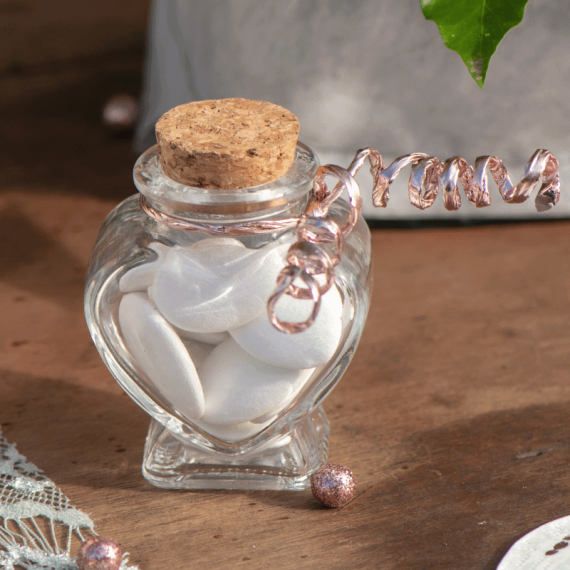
<box><xmin>0</xmin><ymin>428</ymin><xmax>138</xmax><ymax>570</ymax></box>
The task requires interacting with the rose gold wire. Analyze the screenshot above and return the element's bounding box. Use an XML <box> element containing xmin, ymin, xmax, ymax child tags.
<box><xmin>296</xmin><ymin>216</ymin><xmax>344</xmax><ymax>266</ymax></box>
<box><xmin>140</xmin><ymin>148</ymin><xmax>560</xmax><ymax>334</ymax></box>
<box><xmin>306</xmin><ymin>148</ymin><xmax>384</xmax><ymax>219</ymax></box>
<box><xmin>286</xmin><ymin>240</ymin><xmax>335</xmax><ymax>299</ymax></box>
<box><xmin>267</xmin><ymin>266</ymin><xmax>321</xmax><ymax>334</ymax></box>
<box><xmin>306</xmin><ymin>164</ymin><xmax>363</xmax><ymax>236</ymax></box>
<box><xmin>472</xmin><ymin>150</ymin><xmax>560</xmax><ymax>212</ymax></box>
<box><xmin>270</xmin><ymin>166</ymin><xmax>360</xmax><ymax>332</ymax></box>
<box><xmin>140</xmin><ymin>165</ymin><xmax>360</xmax><ymax>334</ymax></box>
<box><xmin>359</xmin><ymin>148</ymin><xmax>560</xmax><ymax>212</ymax></box>
<box><xmin>140</xmin><ymin>195</ymin><xmax>299</xmax><ymax>235</ymax></box>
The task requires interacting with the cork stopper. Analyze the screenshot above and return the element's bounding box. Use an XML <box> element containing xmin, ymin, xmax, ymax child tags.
<box><xmin>156</xmin><ymin>98</ymin><xmax>300</xmax><ymax>189</ymax></box>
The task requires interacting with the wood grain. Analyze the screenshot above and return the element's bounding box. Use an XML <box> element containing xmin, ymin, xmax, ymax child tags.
<box><xmin>2</xmin><ymin>3</ymin><xmax>570</xmax><ymax>567</ymax></box>
<box><xmin>1</xmin><ymin>189</ymin><xmax>570</xmax><ymax>569</ymax></box>
<box><xmin>0</xmin><ymin>0</ymin><xmax>148</xmax><ymax>201</ymax></box>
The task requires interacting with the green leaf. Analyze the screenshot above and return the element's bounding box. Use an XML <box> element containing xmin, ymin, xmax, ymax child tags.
<box><xmin>420</xmin><ymin>0</ymin><xmax>529</xmax><ymax>88</ymax></box>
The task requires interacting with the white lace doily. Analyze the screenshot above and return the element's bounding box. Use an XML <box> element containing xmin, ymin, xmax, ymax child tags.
<box><xmin>498</xmin><ymin>515</ymin><xmax>570</xmax><ymax>570</ymax></box>
<box><xmin>0</xmin><ymin>428</ymin><xmax>138</xmax><ymax>570</ymax></box>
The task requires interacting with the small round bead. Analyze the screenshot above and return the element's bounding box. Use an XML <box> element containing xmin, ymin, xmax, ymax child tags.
<box><xmin>102</xmin><ymin>94</ymin><xmax>139</xmax><ymax>131</ymax></box>
<box><xmin>310</xmin><ymin>463</ymin><xmax>357</xmax><ymax>508</ymax></box>
<box><xmin>77</xmin><ymin>537</ymin><xmax>123</xmax><ymax>570</ymax></box>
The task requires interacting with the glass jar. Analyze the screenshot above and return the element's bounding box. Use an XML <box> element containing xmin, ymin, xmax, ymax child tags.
<box><xmin>84</xmin><ymin>142</ymin><xmax>372</xmax><ymax>490</ymax></box>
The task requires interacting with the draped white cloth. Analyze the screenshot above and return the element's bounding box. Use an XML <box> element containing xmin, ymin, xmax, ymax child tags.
<box><xmin>135</xmin><ymin>0</ymin><xmax>570</xmax><ymax>220</ymax></box>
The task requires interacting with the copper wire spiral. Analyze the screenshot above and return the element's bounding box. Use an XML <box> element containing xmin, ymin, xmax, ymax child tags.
<box><xmin>272</xmin><ymin>147</ymin><xmax>560</xmax><ymax>332</ymax></box>
<box><xmin>141</xmin><ymin>147</ymin><xmax>560</xmax><ymax>334</ymax></box>
<box><xmin>343</xmin><ymin>147</ymin><xmax>560</xmax><ymax>213</ymax></box>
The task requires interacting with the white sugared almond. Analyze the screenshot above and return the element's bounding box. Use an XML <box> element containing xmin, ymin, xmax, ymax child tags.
<box><xmin>199</xmin><ymin>338</ymin><xmax>314</xmax><ymax>426</ymax></box>
<box><xmin>230</xmin><ymin>285</ymin><xmax>343</xmax><ymax>369</ymax></box>
<box><xmin>152</xmin><ymin>236</ymin><xmax>292</xmax><ymax>333</ymax></box>
<box><xmin>118</xmin><ymin>292</ymin><xmax>205</xmax><ymax>420</ymax></box>
<box><xmin>119</xmin><ymin>243</ymin><xmax>171</xmax><ymax>293</ymax></box>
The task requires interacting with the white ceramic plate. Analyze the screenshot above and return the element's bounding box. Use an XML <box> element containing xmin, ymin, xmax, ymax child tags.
<box><xmin>498</xmin><ymin>515</ymin><xmax>570</xmax><ymax>570</ymax></box>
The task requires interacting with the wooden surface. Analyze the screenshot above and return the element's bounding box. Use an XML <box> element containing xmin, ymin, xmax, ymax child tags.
<box><xmin>0</xmin><ymin>0</ymin><xmax>148</xmax><ymax>203</ymax></box>
<box><xmin>3</xmin><ymin>3</ymin><xmax>570</xmax><ymax>568</ymax></box>
<box><xmin>2</xmin><ymin>188</ymin><xmax>570</xmax><ymax>569</ymax></box>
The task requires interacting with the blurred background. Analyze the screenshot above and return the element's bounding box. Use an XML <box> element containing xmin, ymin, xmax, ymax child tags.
<box><xmin>2</xmin><ymin>0</ymin><xmax>568</xmax><ymax>222</ymax></box>
<box><xmin>0</xmin><ymin>0</ymin><xmax>149</xmax><ymax>201</ymax></box>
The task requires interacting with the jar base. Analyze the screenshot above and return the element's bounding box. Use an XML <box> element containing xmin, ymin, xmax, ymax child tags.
<box><xmin>142</xmin><ymin>406</ymin><xmax>330</xmax><ymax>491</ymax></box>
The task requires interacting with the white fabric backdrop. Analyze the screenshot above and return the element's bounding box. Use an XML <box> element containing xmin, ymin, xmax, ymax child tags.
<box><xmin>135</xmin><ymin>0</ymin><xmax>570</xmax><ymax>220</ymax></box>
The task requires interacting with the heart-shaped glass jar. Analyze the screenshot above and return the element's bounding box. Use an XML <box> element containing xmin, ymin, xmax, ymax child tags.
<box><xmin>85</xmin><ymin>142</ymin><xmax>372</xmax><ymax>490</ymax></box>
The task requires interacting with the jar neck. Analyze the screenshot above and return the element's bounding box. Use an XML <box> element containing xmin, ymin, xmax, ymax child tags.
<box><xmin>133</xmin><ymin>143</ymin><xmax>318</xmax><ymax>224</ymax></box>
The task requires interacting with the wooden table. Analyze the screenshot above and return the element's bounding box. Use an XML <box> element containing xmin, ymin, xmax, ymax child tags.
<box><xmin>1</xmin><ymin>188</ymin><xmax>570</xmax><ymax>569</ymax></box>
<box><xmin>3</xmin><ymin>3</ymin><xmax>569</xmax><ymax>567</ymax></box>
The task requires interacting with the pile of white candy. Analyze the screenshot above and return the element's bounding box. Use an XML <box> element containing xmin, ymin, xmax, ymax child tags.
<box><xmin>118</xmin><ymin>236</ymin><xmax>343</xmax><ymax>441</ymax></box>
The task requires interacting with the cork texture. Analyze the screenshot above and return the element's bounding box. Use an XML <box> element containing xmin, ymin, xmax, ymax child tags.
<box><xmin>155</xmin><ymin>98</ymin><xmax>300</xmax><ymax>189</ymax></box>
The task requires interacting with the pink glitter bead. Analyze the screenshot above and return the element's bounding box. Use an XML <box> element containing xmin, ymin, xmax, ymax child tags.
<box><xmin>102</xmin><ymin>94</ymin><xmax>139</xmax><ymax>131</ymax></box>
<box><xmin>310</xmin><ymin>463</ymin><xmax>357</xmax><ymax>508</ymax></box>
<box><xmin>77</xmin><ymin>537</ymin><xmax>123</xmax><ymax>570</ymax></box>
